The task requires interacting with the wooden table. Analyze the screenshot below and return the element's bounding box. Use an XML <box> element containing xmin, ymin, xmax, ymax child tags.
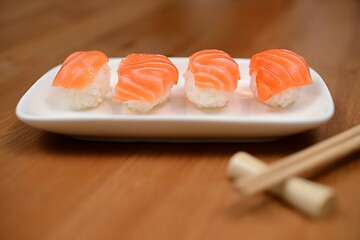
<box><xmin>1</xmin><ymin>0</ymin><xmax>359</xmax><ymax>239</ymax></box>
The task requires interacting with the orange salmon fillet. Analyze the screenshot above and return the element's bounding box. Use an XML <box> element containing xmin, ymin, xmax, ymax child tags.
<box><xmin>114</xmin><ymin>54</ymin><xmax>178</xmax><ymax>102</ymax></box>
<box><xmin>249</xmin><ymin>49</ymin><xmax>313</xmax><ymax>102</ymax></box>
<box><xmin>52</xmin><ymin>51</ymin><xmax>108</xmax><ymax>89</ymax></box>
<box><xmin>188</xmin><ymin>49</ymin><xmax>240</xmax><ymax>92</ymax></box>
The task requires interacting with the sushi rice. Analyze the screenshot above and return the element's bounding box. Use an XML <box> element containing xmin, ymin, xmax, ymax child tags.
<box><xmin>184</xmin><ymin>71</ymin><xmax>233</xmax><ymax>108</ymax></box>
<box><xmin>250</xmin><ymin>73</ymin><xmax>302</xmax><ymax>108</ymax></box>
<box><xmin>123</xmin><ymin>86</ymin><xmax>172</xmax><ymax>112</ymax></box>
<box><xmin>63</xmin><ymin>64</ymin><xmax>110</xmax><ymax>110</ymax></box>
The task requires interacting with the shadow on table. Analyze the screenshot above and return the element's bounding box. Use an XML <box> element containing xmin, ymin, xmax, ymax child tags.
<box><xmin>37</xmin><ymin>129</ymin><xmax>319</xmax><ymax>162</ymax></box>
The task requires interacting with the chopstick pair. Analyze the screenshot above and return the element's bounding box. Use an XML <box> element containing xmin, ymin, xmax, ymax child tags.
<box><xmin>228</xmin><ymin>124</ymin><xmax>360</xmax><ymax>217</ymax></box>
<box><xmin>235</xmin><ymin>124</ymin><xmax>360</xmax><ymax>196</ymax></box>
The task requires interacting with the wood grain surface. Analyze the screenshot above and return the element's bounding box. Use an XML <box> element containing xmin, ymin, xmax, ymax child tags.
<box><xmin>1</xmin><ymin>0</ymin><xmax>360</xmax><ymax>239</ymax></box>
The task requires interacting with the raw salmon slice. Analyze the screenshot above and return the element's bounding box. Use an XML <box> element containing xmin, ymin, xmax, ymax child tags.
<box><xmin>249</xmin><ymin>49</ymin><xmax>313</xmax><ymax>102</ymax></box>
<box><xmin>114</xmin><ymin>53</ymin><xmax>178</xmax><ymax>103</ymax></box>
<box><xmin>52</xmin><ymin>51</ymin><xmax>108</xmax><ymax>89</ymax></box>
<box><xmin>188</xmin><ymin>49</ymin><xmax>240</xmax><ymax>92</ymax></box>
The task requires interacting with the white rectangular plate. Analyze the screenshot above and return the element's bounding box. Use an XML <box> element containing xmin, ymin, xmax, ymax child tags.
<box><xmin>16</xmin><ymin>57</ymin><xmax>334</xmax><ymax>140</ymax></box>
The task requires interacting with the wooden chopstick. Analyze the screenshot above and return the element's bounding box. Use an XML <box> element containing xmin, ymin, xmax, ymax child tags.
<box><xmin>235</xmin><ymin>125</ymin><xmax>360</xmax><ymax>196</ymax></box>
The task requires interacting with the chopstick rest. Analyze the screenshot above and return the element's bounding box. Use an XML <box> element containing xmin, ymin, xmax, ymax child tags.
<box><xmin>228</xmin><ymin>152</ymin><xmax>336</xmax><ymax>218</ymax></box>
<box><xmin>234</xmin><ymin>125</ymin><xmax>360</xmax><ymax>196</ymax></box>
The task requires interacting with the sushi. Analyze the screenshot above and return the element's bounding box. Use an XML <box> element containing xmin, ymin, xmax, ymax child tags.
<box><xmin>52</xmin><ymin>51</ymin><xmax>110</xmax><ymax>109</ymax></box>
<box><xmin>184</xmin><ymin>49</ymin><xmax>240</xmax><ymax>108</ymax></box>
<box><xmin>114</xmin><ymin>53</ymin><xmax>178</xmax><ymax>112</ymax></box>
<box><xmin>249</xmin><ymin>49</ymin><xmax>313</xmax><ymax>108</ymax></box>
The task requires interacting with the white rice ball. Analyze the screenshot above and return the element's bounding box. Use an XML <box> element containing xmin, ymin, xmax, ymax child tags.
<box><xmin>184</xmin><ymin>71</ymin><xmax>233</xmax><ymax>108</ymax></box>
<box><xmin>64</xmin><ymin>64</ymin><xmax>111</xmax><ymax>110</ymax></box>
<box><xmin>124</xmin><ymin>86</ymin><xmax>172</xmax><ymax>112</ymax></box>
<box><xmin>250</xmin><ymin>73</ymin><xmax>302</xmax><ymax>108</ymax></box>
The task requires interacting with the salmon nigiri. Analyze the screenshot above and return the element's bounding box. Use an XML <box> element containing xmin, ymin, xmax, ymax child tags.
<box><xmin>114</xmin><ymin>53</ymin><xmax>178</xmax><ymax>112</ymax></box>
<box><xmin>249</xmin><ymin>49</ymin><xmax>313</xmax><ymax>108</ymax></box>
<box><xmin>184</xmin><ymin>49</ymin><xmax>240</xmax><ymax>108</ymax></box>
<box><xmin>52</xmin><ymin>51</ymin><xmax>110</xmax><ymax>109</ymax></box>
